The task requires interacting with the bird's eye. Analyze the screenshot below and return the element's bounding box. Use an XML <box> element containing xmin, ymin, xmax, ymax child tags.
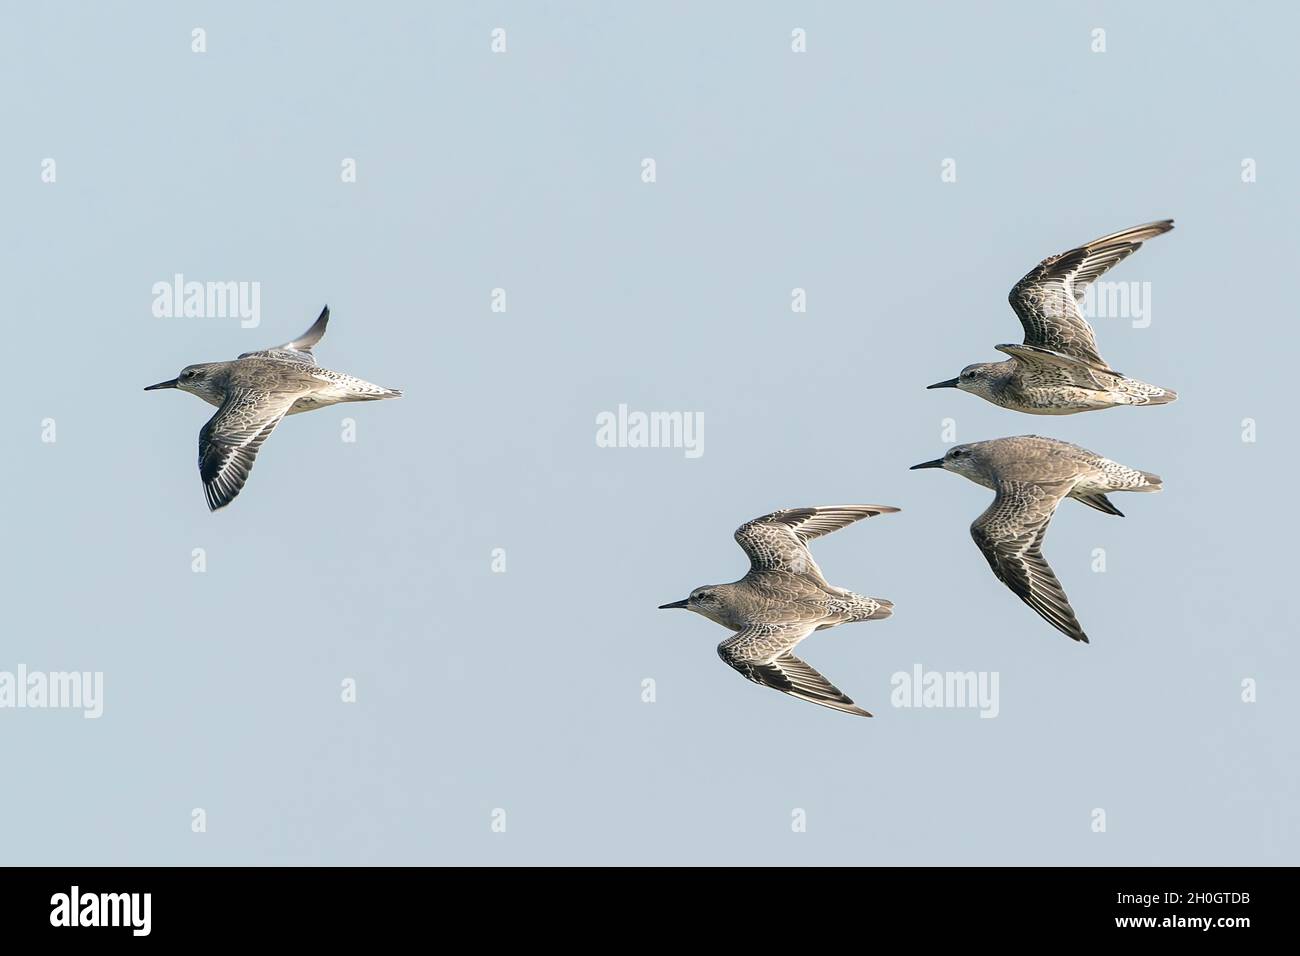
<box><xmin>183</xmin><ymin>370</ymin><xmax>195</xmax><ymax>378</ymax></box>
<box><xmin>961</xmin><ymin>370</ymin><xmax>975</xmax><ymax>380</ymax></box>
<box><xmin>950</xmin><ymin>449</ymin><xmax>965</xmax><ymax>458</ymax></box>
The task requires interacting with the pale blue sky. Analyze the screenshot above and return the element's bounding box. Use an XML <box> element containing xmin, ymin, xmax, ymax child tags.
<box><xmin>1</xmin><ymin>1</ymin><xmax>1295</xmax><ymax>864</ymax></box>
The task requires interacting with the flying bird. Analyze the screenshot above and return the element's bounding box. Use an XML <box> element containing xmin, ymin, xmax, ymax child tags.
<box><xmin>911</xmin><ymin>436</ymin><xmax>1162</xmax><ymax>643</ymax></box>
<box><xmin>145</xmin><ymin>306</ymin><xmax>401</xmax><ymax>511</ymax></box>
<box><xmin>659</xmin><ymin>505</ymin><xmax>898</xmax><ymax>717</ymax></box>
<box><xmin>927</xmin><ymin>220</ymin><xmax>1177</xmax><ymax>414</ymax></box>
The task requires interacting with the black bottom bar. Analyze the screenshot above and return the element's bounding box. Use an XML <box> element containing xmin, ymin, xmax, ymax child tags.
<box><xmin>0</xmin><ymin>866</ymin><xmax>1274</xmax><ymax>941</ymax></box>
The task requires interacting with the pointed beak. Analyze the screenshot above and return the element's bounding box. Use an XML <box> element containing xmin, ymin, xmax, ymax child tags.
<box><xmin>927</xmin><ymin>378</ymin><xmax>959</xmax><ymax>390</ymax></box>
<box><xmin>144</xmin><ymin>379</ymin><xmax>179</xmax><ymax>391</ymax></box>
<box><xmin>658</xmin><ymin>599</ymin><xmax>690</xmax><ymax>610</ymax></box>
<box><xmin>910</xmin><ymin>458</ymin><xmax>946</xmax><ymax>470</ymax></box>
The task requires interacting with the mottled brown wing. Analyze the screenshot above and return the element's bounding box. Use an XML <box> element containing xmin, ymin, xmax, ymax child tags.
<box><xmin>970</xmin><ymin>480</ymin><xmax>1088</xmax><ymax>643</ymax></box>
<box><xmin>198</xmin><ymin>389</ymin><xmax>298</xmax><ymax>511</ymax></box>
<box><xmin>734</xmin><ymin>505</ymin><xmax>899</xmax><ymax>579</ymax></box>
<box><xmin>239</xmin><ymin>306</ymin><xmax>329</xmax><ymax>365</ymax></box>
<box><xmin>718</xmin><ymin>623</ymin><xmax>870</xmax><ymax>717</ymax></box>
<box><xmin>1008</xmin><ymin>220</ymin><xmax>1172</xmax><ymax>371</ymax></box>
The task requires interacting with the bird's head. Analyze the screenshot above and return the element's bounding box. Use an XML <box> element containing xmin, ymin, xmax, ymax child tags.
<box><xmin>928</xmin><ymin>362</ymin><xmax>1004</xmax><ymax>401</ymax></box>
<box><xmin>909</xmin><ymin>442</ymin><xmax>992</xmax><ymax>482</ymax></box>
<box><xmin>659</xmin><ymin>585</ymin><xmax>730</xmax><ymax>625</ymax></box>
<box><xmin>144</xmin><ymin>363</ymin><xmax>226</xmax><ymax>404</ymax></box>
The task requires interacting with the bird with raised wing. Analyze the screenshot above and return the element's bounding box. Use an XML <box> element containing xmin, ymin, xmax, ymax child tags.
<box><xmin>911</xmin><ymin>436</ymin><xmax>1162</xmax><ymax>643</ymax></box>
<box><xmin>927</xmin><ymin>220</ymin><xmax>1177</xmax><ymax>414</ymax></box>
<box><xmin>659</xmin><ymin>505</ymin><xmax>898</xmax><ymax>717</ymax></box>
<box><xmin>145</xmin><ymin>306</ymin><xmax>402</xmax><ymax>511</ymax></box>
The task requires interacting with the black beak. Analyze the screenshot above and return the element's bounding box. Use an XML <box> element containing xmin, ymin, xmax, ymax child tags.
<box><xmin>927</xmin><ymin>378</ymin><xmax>959</xmax><ymax>390</ymax></box>
<box><xmin>144</xmin><ymin>379</ymin><xmax>178</xmax><ymax>391</ymax></box>
<box><xmin>910</xmin><ymin>458</ymin><xmax>946</xmax><ymax>470</ymax></box>
<box><xmin>658</xmin><ymin>599</ymin><xmax>690</xmax><ymax>610</ymax></box>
